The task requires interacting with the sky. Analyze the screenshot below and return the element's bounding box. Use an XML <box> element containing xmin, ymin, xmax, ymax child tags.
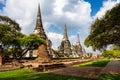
<box><xmin>0</xmin><ymin>0</ymin><xmax>120</xmax><ymax>53</ymax></box>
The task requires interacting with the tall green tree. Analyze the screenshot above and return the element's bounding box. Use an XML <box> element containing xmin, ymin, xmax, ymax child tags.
<box><xmin>84</xmin><ymin>3</ymin><xmax>120</xmax><ymax>51</ymax></box>
<box><xmin>0</xmin><ymin>16</ymin><xmax>23</xmax><ymax>60</ymax></box>
<box><xmin>0</xmin><ymin>16</ymin><xmax>47</xmax><ymax>60</ymax></box>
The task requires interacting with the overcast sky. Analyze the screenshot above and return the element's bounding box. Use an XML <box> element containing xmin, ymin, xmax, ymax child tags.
<box><xmin>0</xmin><ymin>0</ymin><xmax>119</xmax><ymax>53</ymax></box>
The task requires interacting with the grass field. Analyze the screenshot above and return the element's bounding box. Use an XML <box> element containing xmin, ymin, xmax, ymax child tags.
<box><xmin>0</xmin><ymin>68</ymin><xmax>120</xmax><ymax>80</ymax></box>
<box><xmin>75</xmin><ymin>59</ymin><xmax>110</xmax><ymax>67</ymax></box>
<box><xmin>0</xmin><ymin>59</ymin><xmax>120</xmax><ymax>80</ymax></box>
<box><xmin>0</xmin><ymin>68</ymin><xmax>93</xmax><ymax>80</ymax></box>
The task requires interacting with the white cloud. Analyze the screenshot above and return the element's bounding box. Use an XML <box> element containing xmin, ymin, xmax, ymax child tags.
<box><xmin>2</xmin><ymin>0</ymin><xmax>119</xmax><ymax>53</ymax></box>
<box><xmin>47</xmin><ymin>32</ymin><xmax>63</xmax><ymax>49</ymax></box>
<box><xmin>2</xmin><ymin>0</ymin><xmax>41</xmax><ymax>34</ymax></box>
<box><xmin>53</xmin><ymin>0</ymin><xmax>68</xmax><ymax>16</ymax></box>
<box><xmin>94</xmin><ymin>0</ymin><xmax>120</xmax><ymax>19</ymax></box>
<box><xmin>69</xmin><ymin>35</ymin><xmax>77</xmax><ymax>45</ymax></box>
<box><xmin>1</xmin><ymin>0</ymin><xmax>93</xmax><ymax>52</ymax></box>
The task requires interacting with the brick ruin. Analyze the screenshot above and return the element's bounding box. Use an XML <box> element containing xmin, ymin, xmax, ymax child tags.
<box><xmin>35</xmin><ymin>45</ymin><xmax>51</xmax><ymax>63</ymax></box>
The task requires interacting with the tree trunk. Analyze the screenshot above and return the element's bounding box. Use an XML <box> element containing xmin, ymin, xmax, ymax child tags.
<box><xmin>18</xmin><ymin>48</ymin><xmax>29</xmax><ymax>60</ymax></box>
<box><xmin>13</xmin><ymin>51</ymin><xmax>17</xmax><ymax>60</ymax></box>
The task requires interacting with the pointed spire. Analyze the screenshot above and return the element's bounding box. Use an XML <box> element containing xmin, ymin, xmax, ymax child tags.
<box><xmin>76</xmin><ymin>34</ymin><xmax>81</xmax><ymax>45</ymax></box>
<box><xmin>77</xmin><ymin>34</ymin><xmax>80</xmax><ymax>43</ymax></box>
<box><xmin>35</xmin><ymin>3</ymin><xmax>43</xmax><ymax>29</ymax></box>
<box><xmin>63</xmin><ymin>24</ymin><xmax>68</xmax><ymax>41</ymax></box>
<box><xmin>34</xmin><ymin>3</ymin><xmax>47</xmax><ymax>40</ymax></box>
<box><xmin>38</xmin><ymin>3</ymin><xmax>40</xmax><ymax>16</ymax></box>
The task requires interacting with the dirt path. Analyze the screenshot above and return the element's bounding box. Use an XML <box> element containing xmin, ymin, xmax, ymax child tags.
<box><xmin>50</xmin><ymin>60</ymin><xmax>120</xmax><ymax>78</ymax></box>
<box><xmin>50</xmin><ymin>66</ymin><xmax>102</xmax><ymax>78</ymax></box>
<box><xmin>100</xmin><ymin>60</ymin><xmax>120</xmax><ymax>74</ymax></box>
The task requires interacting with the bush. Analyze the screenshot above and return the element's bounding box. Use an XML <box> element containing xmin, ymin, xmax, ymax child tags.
<box><xmin>101</xmin><ymin>50</ymin><xmax>120</xmax><ymax>58</ymax></box>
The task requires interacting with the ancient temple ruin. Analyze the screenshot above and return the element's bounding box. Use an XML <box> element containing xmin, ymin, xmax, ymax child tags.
<box><xmin>58</xmin><ymin>25</ymin><xmax>84</xmax><ymax>58</ymax></box>
<box><xmin>25</xmin><ymin>4</ymin><xmax>55</xmax><ymax>61</ymax></box>
<box><xmin>34</xmin><ymin>4</ymin><xmax>47</xmax><ymax>40</ymax></box>
<box><xmin>34</xmin><ymin>4</ymin><xmax>54</xmax><ymax>59</ymax></box>
<box><xmin>71</xmin><ymin>34</ymin><xmax>83</xmax><ymax>57</ymax></box>
<box><xmin>25</xmin><ymin>4</ymin><xmax>85</xmax><ymax>59</ymax></box>
<box><xmin>58</xmin><ymin>24</ymin><xmax>72</xmax><ymax>57</ymax></box>
<box><xmin>35</xmin><ymin>45</ymin><xmax>51</xmax><ymax>62</ymax></box>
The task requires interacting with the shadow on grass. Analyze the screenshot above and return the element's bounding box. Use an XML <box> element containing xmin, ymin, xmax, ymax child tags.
<box><xmin>0</xmin><ymin>68</ymin><xmax>95</xmax><ymax>80</ymax></box>
<box><xmin>0</xmin><ymin>68</ymin><xmax>120</xmax><ymax>80</ymax></box>
<box><xmin>0</xmin><ymin>73</ymin><xmax>95</xmax><ymax>80</ymax></box>
<box><xmin>98</xmin><ymin>74</ymin><xmax>120</xmax><ymax>80</ymax></box>
<box><xmin>1</xmin><ymin>73</ymin><xmax>120</xmax><ymax>80</ymax></box>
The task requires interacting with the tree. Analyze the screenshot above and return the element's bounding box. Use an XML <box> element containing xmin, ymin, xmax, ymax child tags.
<box><xmin>0</xmin><ymin>16</ymin><xmax>21</xmax><ymax>31</ymax></box>
<box><xmin>0</xmin><ymin>16</ymin><xmax>47</xmax><ymax>61</ymax></box>
<box><xmin>84</xmin><ymin>3</ymin><xmax>120</xmax><ymax>51</ymax></box>
<box><xmin>0</xmin><ymin>16</ymin><xmax>24</xmax><ymax>63</ymax></box>
<box><xmin>18</xmin><ymin>34</ymin><xmax>46</xmax><ymax>59</ymax></box>
<box><xmin>101</xmin><ymin>50</ymin><xmax>120</xmax><ymax>58</ymax></box>
<box><xmin>0</xmin><ymin>16</ymin><xmax>22</xmax><ymax>48</ymax></box>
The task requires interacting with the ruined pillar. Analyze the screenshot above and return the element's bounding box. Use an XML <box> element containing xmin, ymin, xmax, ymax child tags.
<box><xmin>0</xmin><ymin>50</ymin><xmax>2</xmax><ymax>66</ymax></box>
<box><xmin>35</xmin><ymin>45</ymin><xmax>51</xmax><ymax>63</ymax></box>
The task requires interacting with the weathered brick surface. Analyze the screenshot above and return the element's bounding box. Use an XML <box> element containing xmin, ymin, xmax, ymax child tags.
<box><xmin>0</xmin><ymin>55</ymin><xmax>2</xmax><ymax>66</ymax></box>
<box><xmin>35</xmin><ymin>45</ymin><xmax>51</xmax><ymax>63</ymax></box>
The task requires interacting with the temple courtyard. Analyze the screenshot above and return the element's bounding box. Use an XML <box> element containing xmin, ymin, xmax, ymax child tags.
<box><xmin>0</xmin><ymin>58</ymin><xmax>120</xmax><ymax>80</ymax></box>
<box><xmin>0</xmin><ymin>0</ymin><xmax>120</xmax><ymax>80</ymax></box>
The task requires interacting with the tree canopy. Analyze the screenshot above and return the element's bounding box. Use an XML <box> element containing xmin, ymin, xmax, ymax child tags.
<box><xmin>84</xmin><ymin>3</ymin><xmax>120</xmax><ymax>51</ymax></box>
<box><xmin>0</xmin><ymin>16</ymin><xmax>24</xmax><ymax>60</ymax></box>
<box><xmin>0</xmin><ymin>16</ymin><xmax>23</xmax><ymax>50</ymax></box>
<box><xmin>0</xmin><ymin>16</ymin><xmax>21</xmax><ymax>31</ymax></box>
<box><xmin>101</xmin><ymin>50</ymin><xmax>120</xmax><ymax>58</ymax></box>
<box><xmin>18</xmin><ymin>34</ymin><xmax>46</xmax><ymax>59</ymax></box>
<box><xmin>0</xmin><ymin>16</ymin><xmax>46</xmax><ymax>60</ymax></box>
<box><xmin>20</xmin><ymin>34</ymin><xmax>46</xmax><ymax>49</ymax></box>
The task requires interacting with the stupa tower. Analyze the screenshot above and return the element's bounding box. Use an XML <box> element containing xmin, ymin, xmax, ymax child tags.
<box><xmin>34</xmin><ymin>4</ymin><xmax>47</xmax><ymax>40</ymax></box>
<box><xmin>59</xmin><ymin>24</ymin><xmax>72</xmax><ymax>57</ymax></box>
<box><xmin>76</xmin><ymin>34</ymin><xmax>83</xmax><ymax>56</ymax></box>
<box><xmin>33</xmin><ymin>4</ymin><xmax>55</xmax><ymax>58</ymax></box>
<box><xmin>76</xmin><ymin>34</ymin><xmax>81</xmax><ymax>45</ymax></box>
<box><xmin>62</xmin><ymin>24</ymin><xmax>68</xmax><ymax>41</ymax></box>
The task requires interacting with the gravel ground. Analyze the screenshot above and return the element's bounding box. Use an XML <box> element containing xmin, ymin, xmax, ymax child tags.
<box><xmin>50</xmin><ymin>66</ymin><xmax>102</xmax><ymax>78</ymax></box>
<box><xmin>50</xmin><ymin>60</ymin><xmax>120</xmax><ymax>78</ymax></box>
<box><xmin>100</xmin><ymin>60</ymin><xmax>120</xmax><ymax>74</ymax></box>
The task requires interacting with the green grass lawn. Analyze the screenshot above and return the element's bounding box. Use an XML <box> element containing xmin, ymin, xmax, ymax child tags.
<box><xmin>0</xmin><ymin>68</ymin><xmax>93</xmax><ymax>80</ymax></box>
<box><xmin>0</xmin><ymin>68</ymin><xmax>120</xmax><ymax>80</ymax></box>
<box><xmin>75</xmin><ymin>59</ymin><xmax>110</xmax><ymax>67</ymax></box>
